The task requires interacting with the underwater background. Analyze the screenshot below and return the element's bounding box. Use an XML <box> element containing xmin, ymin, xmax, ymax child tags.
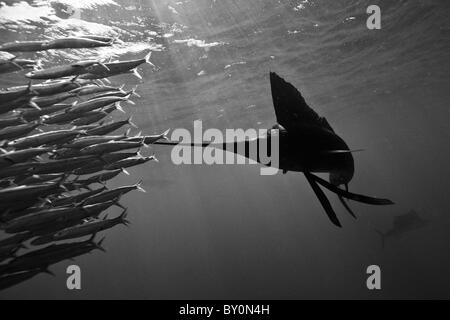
<box><xmin>0</xmin><ymin>0</ymin><xmax>449</xmax><ymax>299</ymax></box>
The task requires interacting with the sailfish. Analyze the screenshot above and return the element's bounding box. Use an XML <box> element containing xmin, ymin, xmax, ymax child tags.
<box><xmin>156</xmin><ymin>72</ymin><xmax>394</xmax><ymax>227</ymax></box>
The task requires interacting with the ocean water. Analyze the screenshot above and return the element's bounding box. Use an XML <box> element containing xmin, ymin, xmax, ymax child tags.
<box><xmin>0</xmin><ymin>0</ymin><xmax>449</xmax><ymax>299</ymax></box>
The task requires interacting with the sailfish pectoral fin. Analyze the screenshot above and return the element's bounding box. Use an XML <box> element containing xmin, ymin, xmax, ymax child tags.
<box><xmin>338</xmin><ymin>195</ymin><xmax>357</xmax><ymax>219</ymax></box>
<box><xmin>339</xmin><ymin>183</ymin><xmax>357</xmax><ymax>218</ymax></box>
<box><xmin>310</xmin><ymin>174</ymin><xmax>395</xmax><ymax>206</ymax></box>
<box><xmin>304</xmin><ymin>172</ymin><xmax>342</xmax><ymax>228</ymax></box>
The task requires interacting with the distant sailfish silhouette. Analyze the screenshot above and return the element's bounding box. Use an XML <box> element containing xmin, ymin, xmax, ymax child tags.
<box><xmin>156</xmin><ymin>73</ymin><xmax>394</xmax><ymax>227</ymax></box>
<box><xmin>376</xmin><ymin>210</ymin><xmax>429</xmax><ymax>248</ymax></box>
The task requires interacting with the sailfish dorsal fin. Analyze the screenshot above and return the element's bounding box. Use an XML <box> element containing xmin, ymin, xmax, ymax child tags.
<box><xmin>270</xmin><ymin>72</ymin><xmax>334</xmax><ymax>132</ymax></box>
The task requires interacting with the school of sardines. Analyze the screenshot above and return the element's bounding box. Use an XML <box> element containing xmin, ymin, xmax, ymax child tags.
<box><xmin>0</xmin><ymin>36</ymin><xmax>165</xmax><ymax>289</ymax></box>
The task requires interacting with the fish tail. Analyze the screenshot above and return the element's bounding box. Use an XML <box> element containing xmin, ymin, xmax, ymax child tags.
<box><xmin>42</xmin><ymin>267</ymin><xmax>55</xmax><ymax>276</ymax></box>
<box><xmin>118</xmin><ymin>209</ymin><xmax>130</xmax><ymax>227</ymax></box>
<box><xmin>135</xmin><ymin>180</ymin><xmax>146</xmax><ymax>193</ymax></box>
<box><xmin>115</xmin><ymin>101</ymin><xmax>125</xmax><ymax>113</ymax></box>
<box><xmin>96</xmin><ymin>237</ymin><xmax>106</xmax><ymax>252</ymax></box>
<box><xmin>131</xmin><ymin>85</ymin><xmax>141</xmax><ymax>98</ymax></box>
<box><xmin>123</xmin><ymin>128</ymin><xmax>131</xmax><ymax>138</ymax></box>
<box><xmin>132</xmin><ymin>68</ymin><xmax>142</xmax><ymax>80</ymax></box>
<box><xmin>127</xmin><ymin>116</ymin><xmax>138</xmax><ymax>129</ymax></box>
<box><xmin>144</xmin><ymin>50</ymin><xmax>154</xmax><ymax>67</ymax></box>
<box><xmin>140</xmin><ymin>137</ymin><xmax>149</xmax><ymax>148</ymax></box>
<box><xmin>123</xmin><ymin>93</ymin><xmax>135</xmax><ymax>105</ymax></box>
<box><xmin>113</xmin><ymin>199</ymin><xmax>127</xmax><ymax>210</ymax></box>
<box><xmin>161</xmin><ymin>129</ymin><xmax>171</xmax><ymax>141</ymax></box>
<box><xmin>28</xmin><ymin>100</ymin><xmax>41</xmax><ymax>111</ymax></box>
<box><xmin>99</xmin><ymin>62</ymin><xmax>110</xmax><ymax>72</ymax></box>
<box><xmin>150</xmin><ymin>155</ymin><xmax>159</xmax><ymax>163</ymax></box>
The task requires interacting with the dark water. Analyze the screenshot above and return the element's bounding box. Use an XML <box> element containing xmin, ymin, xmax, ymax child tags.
<box><xmin>0</xmin><ymin>0</ymin><xmax>449</xmax><ymax>299</ymax></box>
